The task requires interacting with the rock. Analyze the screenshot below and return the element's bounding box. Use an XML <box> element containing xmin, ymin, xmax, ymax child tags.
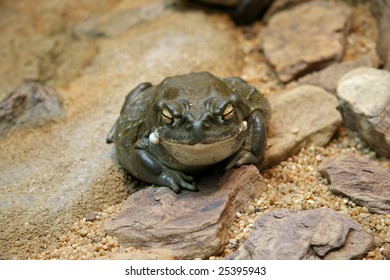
<box><xmin>260</xmin><ymin>85</ymin><xmax>342</xmax><ymax>168</ymax></box>
<box><xmin>74</xmin><ymin>2</ymin><xmax>168</xmax><ymax>38</ymax></box>
<box><xmin>298</xmin><ymin>51</ymin><xmax>381</xmax><ymax>94</ymax></box>
<box><xmin>371</xmin><ymin>0</ymin><xmax>390</xmax><ymax>70</ymax></box>
<box><xmin>227</xmin><ymin>208</ymin><xmax>373</xmax><ymax>260</ymax></box>
<box><xmin>263</xmin><ymin>0</ymin><xmax>311</xmax><ymax>22</ymax></box>
<box><xmin>84</xmin><ymin>212</ymin><xmax>98</xmax><ymax>222</ymax></box>
<box><xmin>0</xmin><ymin>82</ymin><xmax>64</xmax><ymax>138</ymax></box>
<box><xmin>0</xmin><ymin>1</ymin><xmax>101</xmax><ymax>101</ymax></box>
<box><xmin>104</xmin><ymin>165</ymin><xmax>267</xmax><ymax>260</ymax></box>
<box><xmin>262</xmin><ymin>1</ymin><xmax>352</xmax><ymax>83</ymax></box>
<box><xmin>319</xmin><ymin>153</ymin><xmax>390</xmax><ymax>215</ymax></box>
<box><xmin>0</xmin><ymin>1</ymin><xmax>243</xmax><ymax>259</ymax></box>
<box><xmin>337</xmin><ymin>67</ymin><xmax>390</xmax><ymax>157</ymax></box>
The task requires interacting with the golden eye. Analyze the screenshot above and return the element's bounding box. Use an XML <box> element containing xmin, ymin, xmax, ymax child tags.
<box><xmin>222</xmin><ymin>104</ymin><xmax>234</xmax><ymax>121</ymax></box>
<box><xmin>162</xmin><ymin>108</ymin><xmax>174</xmax><ymax>124</ymax></box>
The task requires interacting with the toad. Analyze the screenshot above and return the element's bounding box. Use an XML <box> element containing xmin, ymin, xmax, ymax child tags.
<box><xmin>107</xmin><ymin>72</ymin><xmax>271</xmax><ymax>193</ymax></box>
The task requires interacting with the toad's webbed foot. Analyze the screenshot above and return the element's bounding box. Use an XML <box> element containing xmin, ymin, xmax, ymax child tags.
<box><xmin>121</xmin><ymin>148</ymin><xmax>198</xmax><ymax>194</ymax></box>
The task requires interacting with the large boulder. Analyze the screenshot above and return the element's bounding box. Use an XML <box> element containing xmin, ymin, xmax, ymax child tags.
<box><xmin>337</xmin><ymin>67</ymin><xmax>390</xmax><ymax>157</ymax></box>
<box><xmin>262</xmin><ymin>1</ymin><xmax>352</xmax><ymax>82</ymax></box>
<box><xmin>261</xmin><ymin>85</ymin><xmax>342</xmax><ymax>168</ymax></box>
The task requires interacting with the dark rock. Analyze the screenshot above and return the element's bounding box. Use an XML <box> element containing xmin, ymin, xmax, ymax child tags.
<box><xmin>0</xmin><ymin>82</ymin><xmax>63</xmax><ymax>138</ymax></box>
<box><xmin>319</xmin><ymin>153</ymin><xmax>390</xmax><ymax>215</ymax></box>
<box><xmin>298</xmin><ymin>51</ymin><xmax>381</xmax><ymax>94</ymax></box>
<box><xmin>104</xmin><ymin>165</ymin><xmax>267</xmax><ymax>260</ymax></box>
<box><xmin>227</xmin><ymin>208</ymin><xmax>373</xmax><ymax>260</ymax></box>
<box><xmin>260</xmin><ymin>85</ymin><xmax>342</xmax><ymax>168</ymax></box>
<box><xmin>189</xmin><ymin>0</ymin><xmax>273</xmax><ymax>25</ymax></box>
<box><xmin>262</xmin><ymin>1</ymin><xmax>352</xmax><ymax>82</ymax></box>
<box><xmin>337</xmin><ymin>67</ymin><xmax>390</xmax><ymax>157</ymax></box>
<box><xmin>371</xmin><ymin>0</ymin><xmax>390</xmax><ymax>70</ymax></box>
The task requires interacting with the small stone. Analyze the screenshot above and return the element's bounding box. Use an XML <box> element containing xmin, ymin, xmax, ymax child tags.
<box><xmin>79</xmin><ymin>229</ymin><xmax>88</xmax><ymax>237</ymax></box>
<box><xmin>85</xmin><ymin>212</ymin><xmax>98</xmax><ymax>222</ymax></box>
<box><xmin>319</xmin><ymin>153</ymin><xmax>390</xmax><ymax>215</ymax></box>
<box><xmin>291</xmin><ymin>128</ymin><xmax>299</xmax><ymax>134</ymax></box>
<box><xmin>229</xmin><ymin>239</ymin><xmax>237</xmax><ymax>244</ymax></box>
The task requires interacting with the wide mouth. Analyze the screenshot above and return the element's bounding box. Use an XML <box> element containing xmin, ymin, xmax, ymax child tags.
<box><xmin>156</xmin><ymin>120</ymin><xmax>248</xmax><ymax>146</ymax></box>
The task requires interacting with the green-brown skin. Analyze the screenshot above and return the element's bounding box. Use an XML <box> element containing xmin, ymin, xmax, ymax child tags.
<box><xmin>107</xmin><ymin>72</ymin><xmax>271</xmax><ymax>193</ymax></box>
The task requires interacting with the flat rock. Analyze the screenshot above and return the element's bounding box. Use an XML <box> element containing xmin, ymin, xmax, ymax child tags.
<box><xmin>104</xmin><ymin>165</ymin><xmax>267</xmax><ymax>260</ymax></box>
<box><xmin>337</xmin><ymin>67</ymin><xmax>390</xmax><ymax>157</ymax></box>
<box><xmin>227</xmin><ymin>208</ymin><xmax>373</xmax><ymax>260</ymax></box>
<box><xmin>263</xmin><ymin>0</ymin><xmax>311</xmax><ymax>22</ymax></box>
<box><xmin>298</xmin><ymin>51</ymin><xmax>381</xmax><ymax>94</ymax></box>
<box><xmin>262</xmin><ymin>1</ymin><xmax>352</xmax><ymax>82</ymax></box>
<box><xmin>260</xmin><ymin>85</ymin><xmax>342</xmax><ymax>168</ymax></box>
<box><xmin>319</xmin><ymin>153</ymin><xmax>390</xmax><ymax>215</ymax></box>
<box><xmin>371</xmin><ymin>0</ymin><xmax>390</xmax><ymax>70</ymax></box>
<box><xmin>0</xmin><ymin>82</ymin><xmax>64</xmax><ymax>138</ymax></box>
<box><xmin>0</xmin><ymin>0</ymin><xmax>243</xmax><ymax>259</ymax></box>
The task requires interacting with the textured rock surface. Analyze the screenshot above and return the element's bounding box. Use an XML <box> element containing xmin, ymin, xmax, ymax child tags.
<box><xmin>319</xmin><ymin>153</ymin><xmax>390</xmax><ymax>215</ymax></box>
<box><xmin>0</xmin><ymin>82</ymin><xmax>64</xmax><ymax>138</ymax></box>
<box><xmin>337</xmin><ymin>67</ymin><xmax>390</xmax><ymax>157</ymax></box>
<box><xmin>298</xmin><ymin>51</ymin><xmax>380</xmax><ymax>94</ymax></box>
<box><xmin>104</xmin><ymin>165</ymin><xmax>267</xmax><ymax>260</ymax></box>
<box><xmin>263</xmin><ymin>0</ymin><xmax>311</xmax><ymax>22</ymax></box>
<box><xmin>262</xmin><ymin>1</ymin><xmax>352</xmax><ymax>82</ymax></box>
<box><xmin>0</xmin><ymin>0</ymin><xmax>243</xmax><ymax>259</ymax></box>
<box><xmin>0</xmin><ymin>0</ymin><xmax>104</xmax><ymax>101</ymax></box>
<box><xmin>227</xmin><ymin>208</ymin><xmax>373</xmax><ymax>260</ymax></box>
<box><xmin>260</xmin><ymin>85</ymin><xmax>342</xmax><ymax>168</ymax></box>
<box><xmin>371</xmin><ymin>0</ymin><xmax>390</xmax><ymax>70</ymax></box>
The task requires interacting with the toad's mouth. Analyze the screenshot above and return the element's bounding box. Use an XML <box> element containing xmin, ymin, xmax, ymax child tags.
<box><xmin>148</xmin><ymin>120</ymin><xmax>247</xmax><ymax>146</ymax></box>
<box><xmin>148</xmin><ymin>121</ymin><xmax>247</xmax><ymax>167</ymax></box>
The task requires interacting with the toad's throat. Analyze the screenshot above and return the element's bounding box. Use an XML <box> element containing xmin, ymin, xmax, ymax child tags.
<box><xmin>162</xmin><ymin>135</ymin><xmax>245</xmax><ymax>167</ymax></box>
<box><xmin>149</xmin><ymin>121</ymin><xmax>247</xmax><ymax>166</ymax></box>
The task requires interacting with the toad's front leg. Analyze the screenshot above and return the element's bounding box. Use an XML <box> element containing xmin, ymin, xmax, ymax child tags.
<box><xmin>225</xmin><ymin>110</ymin><xmax>267</xmax><ymax>170</ymax></box>
<box><xmin>117</xmin><ymin>143</ymin><xmax>198</xmax><ymax>194</ymax></box>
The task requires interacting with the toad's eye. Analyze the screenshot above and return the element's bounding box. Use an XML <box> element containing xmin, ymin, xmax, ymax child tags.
<box><xmin>162</xmin><ymin>108</ymin><xmax>174</xmax><ymax>124</ymax></box>
<box><xmin>222</xmin><ymin>104</ymin><xmax>234</xmax><ymax>122</ymax></box>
